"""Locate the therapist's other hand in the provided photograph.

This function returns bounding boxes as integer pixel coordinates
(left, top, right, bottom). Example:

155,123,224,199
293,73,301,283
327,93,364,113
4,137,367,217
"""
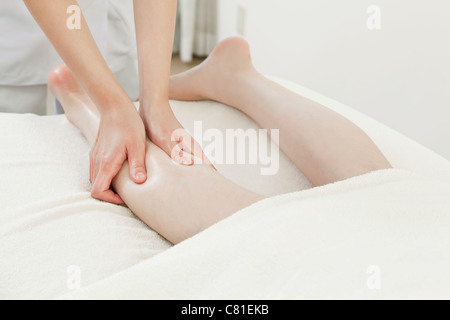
90,106,147,205
139,101,212,166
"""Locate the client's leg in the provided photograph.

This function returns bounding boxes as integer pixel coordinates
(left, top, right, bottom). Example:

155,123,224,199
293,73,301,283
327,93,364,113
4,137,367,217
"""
48,66,264,244
170,37,392,186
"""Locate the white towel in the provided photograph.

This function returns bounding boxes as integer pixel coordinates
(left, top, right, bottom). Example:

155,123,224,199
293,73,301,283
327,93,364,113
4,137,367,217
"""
1,78,450,299
62,168,450,300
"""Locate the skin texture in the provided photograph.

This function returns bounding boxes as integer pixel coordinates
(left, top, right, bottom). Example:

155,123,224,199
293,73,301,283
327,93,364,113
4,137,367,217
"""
23,0,204,205
48,37,391,244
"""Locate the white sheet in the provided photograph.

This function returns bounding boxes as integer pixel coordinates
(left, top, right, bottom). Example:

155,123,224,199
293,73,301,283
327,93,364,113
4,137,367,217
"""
1,78,449,299
62,168,450,300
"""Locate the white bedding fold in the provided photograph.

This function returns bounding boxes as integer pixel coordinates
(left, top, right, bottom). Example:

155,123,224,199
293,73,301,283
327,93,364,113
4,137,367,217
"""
1,78,450,299
61,168,450,299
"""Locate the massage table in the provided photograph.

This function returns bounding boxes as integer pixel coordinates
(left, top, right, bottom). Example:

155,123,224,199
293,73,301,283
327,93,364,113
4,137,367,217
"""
1,77,450,300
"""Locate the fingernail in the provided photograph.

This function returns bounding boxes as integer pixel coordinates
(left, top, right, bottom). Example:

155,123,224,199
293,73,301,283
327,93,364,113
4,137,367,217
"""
182,159,193,165
135,172,146,181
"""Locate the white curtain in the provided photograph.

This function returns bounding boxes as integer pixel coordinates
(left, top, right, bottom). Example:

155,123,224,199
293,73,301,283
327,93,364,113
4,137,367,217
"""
174,0,218,63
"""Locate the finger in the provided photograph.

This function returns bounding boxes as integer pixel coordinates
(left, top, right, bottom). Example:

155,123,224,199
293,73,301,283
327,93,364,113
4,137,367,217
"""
127,142,147,184
89,151,93,184
170,143,194,166
92,188,125,206
90,135,100,183
91,162,125,205
89,149,99,183
180,138,216,169
171,128,190,147
175,132,197,157
92,150,101,184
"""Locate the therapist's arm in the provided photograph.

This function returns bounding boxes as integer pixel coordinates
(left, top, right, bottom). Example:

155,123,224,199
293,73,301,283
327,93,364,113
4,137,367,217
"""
23,0,147,205
134,0,209,164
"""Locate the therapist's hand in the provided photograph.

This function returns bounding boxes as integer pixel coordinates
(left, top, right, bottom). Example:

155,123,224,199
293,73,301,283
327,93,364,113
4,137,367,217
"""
90,105,147,205
139,101,212,166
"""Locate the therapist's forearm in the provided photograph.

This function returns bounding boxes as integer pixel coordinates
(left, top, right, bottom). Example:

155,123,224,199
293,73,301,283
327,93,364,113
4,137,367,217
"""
23,0,131,115
133,0,177,108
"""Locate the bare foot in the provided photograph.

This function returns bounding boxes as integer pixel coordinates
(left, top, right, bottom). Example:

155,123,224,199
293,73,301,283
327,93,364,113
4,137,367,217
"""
169,37,257,104
48,65,100,145
48,65,99,123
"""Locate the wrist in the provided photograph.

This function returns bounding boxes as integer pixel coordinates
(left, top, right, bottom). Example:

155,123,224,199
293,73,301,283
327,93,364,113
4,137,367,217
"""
97,94,136,118
139,82,170,104
82,75,132,116
139,98,171,116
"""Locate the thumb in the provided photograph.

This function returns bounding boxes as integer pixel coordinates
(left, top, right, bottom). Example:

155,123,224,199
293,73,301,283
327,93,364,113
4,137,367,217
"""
128,143,147,184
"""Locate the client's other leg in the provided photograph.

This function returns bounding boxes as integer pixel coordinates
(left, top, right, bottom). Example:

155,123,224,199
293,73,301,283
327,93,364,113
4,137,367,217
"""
170,37,392,186
48,66,264,244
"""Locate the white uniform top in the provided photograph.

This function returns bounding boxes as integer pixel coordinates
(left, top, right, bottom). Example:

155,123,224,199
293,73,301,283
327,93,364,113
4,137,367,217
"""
0,0,135,86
